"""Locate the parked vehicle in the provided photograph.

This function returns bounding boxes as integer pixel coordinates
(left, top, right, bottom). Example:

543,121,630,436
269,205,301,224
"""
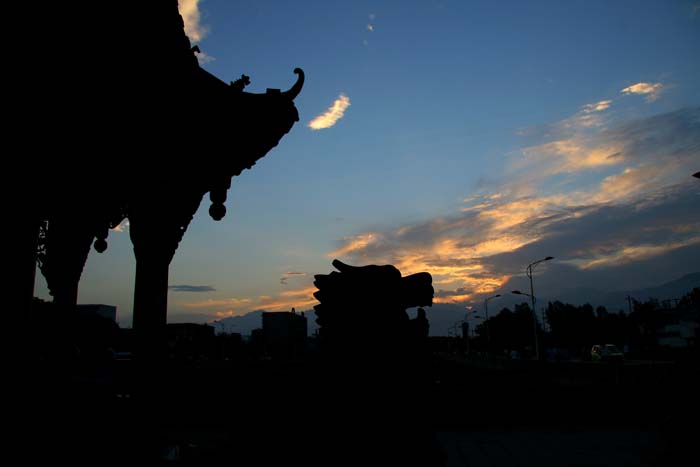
591,344,624,362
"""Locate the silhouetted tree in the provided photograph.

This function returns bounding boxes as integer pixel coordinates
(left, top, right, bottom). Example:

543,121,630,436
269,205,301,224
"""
678,287,700,311
476,304,538,355
545,301,596,356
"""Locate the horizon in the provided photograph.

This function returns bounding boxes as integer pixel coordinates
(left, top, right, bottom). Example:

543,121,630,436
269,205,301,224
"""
33,0,700,329
71,271,696,337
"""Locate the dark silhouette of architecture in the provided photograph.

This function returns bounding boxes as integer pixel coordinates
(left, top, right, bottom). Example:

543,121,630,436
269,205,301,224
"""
412,307,430,339
262,309,307,359
14,2,303,360
313,259,433,349
77,304,117,323
166,323,216,361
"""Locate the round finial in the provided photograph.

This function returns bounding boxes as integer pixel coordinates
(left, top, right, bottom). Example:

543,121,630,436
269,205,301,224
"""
209,203,226,221
94,238,108,253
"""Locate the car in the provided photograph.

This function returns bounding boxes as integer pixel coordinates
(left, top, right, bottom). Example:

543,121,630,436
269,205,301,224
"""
591,344,624,362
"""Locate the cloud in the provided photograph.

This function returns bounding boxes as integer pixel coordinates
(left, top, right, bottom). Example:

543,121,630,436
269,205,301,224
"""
257,285,318,310
184,298,252,308
308,94,351,130
582,100,612,113
621,82,664,102
169,284,216,292
178,0,209,43
329,233,378,257
434,287,474,304
513,107,699,183
194,50,215,65
280,271,306,285
514,137,624,177
179,284,318,318
111,219,129,233
577,238,700,270
516,98,613,145
329,107,700,306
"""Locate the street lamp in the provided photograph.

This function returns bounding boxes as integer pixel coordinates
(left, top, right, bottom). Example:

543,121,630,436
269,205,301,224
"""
512,289,538,360
450,320,464,337
483,294,501,352
527,256,553,359
511,256,552,360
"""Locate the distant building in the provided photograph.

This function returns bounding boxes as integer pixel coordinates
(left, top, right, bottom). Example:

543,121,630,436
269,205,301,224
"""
657,315,699,348
77,304,117,322
262,309,307,359
166,323,216,360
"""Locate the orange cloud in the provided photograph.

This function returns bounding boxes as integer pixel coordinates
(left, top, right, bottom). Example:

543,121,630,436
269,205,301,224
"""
517,138,623,176
178,0,208,43
582,100,612,113
110,219,129,233
329,233,378,257
259,286,318,311
621,82,663,102
184,298,253,309
181,283,319,316
578,238,700,269
308,94,351,130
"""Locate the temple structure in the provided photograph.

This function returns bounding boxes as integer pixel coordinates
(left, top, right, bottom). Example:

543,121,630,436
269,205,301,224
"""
313,259,434,352
13,2,303,359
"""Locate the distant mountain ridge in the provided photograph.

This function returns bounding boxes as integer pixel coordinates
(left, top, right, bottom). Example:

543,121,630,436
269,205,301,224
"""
554,272,700,312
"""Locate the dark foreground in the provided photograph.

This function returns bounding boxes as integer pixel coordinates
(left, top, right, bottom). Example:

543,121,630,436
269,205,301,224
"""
16,354,699,466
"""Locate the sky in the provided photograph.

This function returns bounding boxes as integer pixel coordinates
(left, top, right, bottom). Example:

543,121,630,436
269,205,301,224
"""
34,0,700,329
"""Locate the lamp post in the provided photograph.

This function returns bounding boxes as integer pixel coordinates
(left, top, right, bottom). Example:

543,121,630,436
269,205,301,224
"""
483,294,501,352
464,309,483,355
512,255,553,360
512,290,537,360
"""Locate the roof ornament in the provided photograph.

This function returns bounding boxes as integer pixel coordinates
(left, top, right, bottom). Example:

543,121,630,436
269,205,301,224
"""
230,74,251,92
281,68,305,100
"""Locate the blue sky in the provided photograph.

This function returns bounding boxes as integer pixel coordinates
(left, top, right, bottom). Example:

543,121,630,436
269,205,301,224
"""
34,0,700,327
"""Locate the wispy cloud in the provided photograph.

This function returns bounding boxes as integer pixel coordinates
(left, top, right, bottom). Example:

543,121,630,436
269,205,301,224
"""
184,297,253,309
621,82,664,102
329,106,700,305
577,238,700,270
258,286,318,310
180,285,318,317
194,50,215,65
178,0,209,43
515,137,623,177
280,271,306,285
434,288,473,304
329,233,377,257
111,219,129,233
582,100,612,113
308,94,351,130
169,285,217,293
